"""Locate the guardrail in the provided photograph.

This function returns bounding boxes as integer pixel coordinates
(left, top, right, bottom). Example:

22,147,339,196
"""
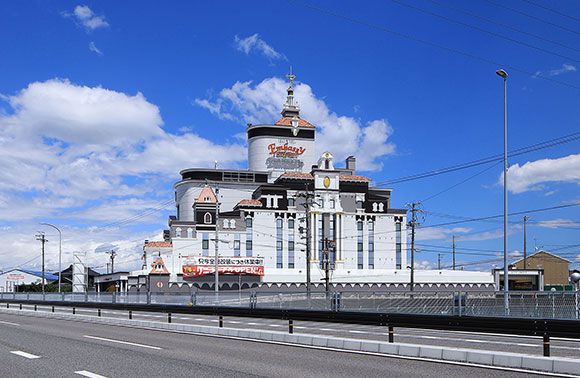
2,290,579,319
1,291,579,357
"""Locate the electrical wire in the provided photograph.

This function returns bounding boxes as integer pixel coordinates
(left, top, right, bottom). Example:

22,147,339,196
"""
389,0,579,62
290,0,580,90
426,0,580,52
375,132,579,186
519,0,580,23
485,0,580,36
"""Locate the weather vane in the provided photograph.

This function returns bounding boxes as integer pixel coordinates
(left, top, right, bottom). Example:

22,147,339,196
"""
286,66,296,88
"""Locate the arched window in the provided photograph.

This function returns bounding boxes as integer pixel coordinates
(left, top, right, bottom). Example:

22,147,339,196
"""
378,203,385,212
223,219,229,228
204,212,212,224
230,219,236,228
187,228,193,238
372,203,378,212
175,227,182,238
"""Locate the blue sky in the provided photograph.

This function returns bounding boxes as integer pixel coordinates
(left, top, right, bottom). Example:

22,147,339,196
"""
0,0,578,273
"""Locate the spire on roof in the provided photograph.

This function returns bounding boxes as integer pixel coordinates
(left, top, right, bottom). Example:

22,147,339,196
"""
281,67,300,118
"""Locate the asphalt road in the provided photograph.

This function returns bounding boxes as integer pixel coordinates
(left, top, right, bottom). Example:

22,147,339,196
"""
14,304,580,359
0,311,545,378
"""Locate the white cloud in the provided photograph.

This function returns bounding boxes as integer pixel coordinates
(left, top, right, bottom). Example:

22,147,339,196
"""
89,41,103,56
415,260,433,270
0,224,160,273
533,219,580,229
234,34,286,61
0,79,249,271
0,78,246,213
503,154,580,193
415,227,470,241
533,63,576,78
194,77,396,171
63,5,109,31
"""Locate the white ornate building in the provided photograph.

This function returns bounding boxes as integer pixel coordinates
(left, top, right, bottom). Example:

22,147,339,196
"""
135,73,493,289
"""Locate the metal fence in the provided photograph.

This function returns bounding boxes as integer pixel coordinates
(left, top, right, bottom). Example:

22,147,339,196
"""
1,290,579,320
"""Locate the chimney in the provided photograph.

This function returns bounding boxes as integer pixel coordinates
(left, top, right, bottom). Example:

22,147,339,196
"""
346,156,356,173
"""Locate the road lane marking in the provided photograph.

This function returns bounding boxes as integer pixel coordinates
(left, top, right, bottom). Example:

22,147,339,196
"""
75,370,108,378
0,320,20,326
10,351,41,359
83,335,162,350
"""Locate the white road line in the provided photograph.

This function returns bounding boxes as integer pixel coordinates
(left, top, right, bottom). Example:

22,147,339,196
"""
10,351,41,359
75,370,108,378
0,320,20,326
83,335,162,350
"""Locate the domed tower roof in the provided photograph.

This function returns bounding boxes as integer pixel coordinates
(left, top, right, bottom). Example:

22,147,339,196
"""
246,68,317,181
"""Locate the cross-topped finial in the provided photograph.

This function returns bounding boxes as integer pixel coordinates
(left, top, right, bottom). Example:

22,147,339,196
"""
286,66,296,88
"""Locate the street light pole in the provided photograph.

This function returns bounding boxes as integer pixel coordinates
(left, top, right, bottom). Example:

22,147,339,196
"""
40,223,62,293
496,68,509,315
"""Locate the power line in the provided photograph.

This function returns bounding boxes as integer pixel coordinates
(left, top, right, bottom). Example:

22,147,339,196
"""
426,0,580,52
485,0,580,37
417,203,580,231
389,0,579,62
375,132,579,186
519,0,580,24
420,161,501,203
290,0,580,90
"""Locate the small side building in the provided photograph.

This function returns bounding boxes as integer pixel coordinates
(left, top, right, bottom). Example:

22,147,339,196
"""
512,250,570,287
0,269,58,292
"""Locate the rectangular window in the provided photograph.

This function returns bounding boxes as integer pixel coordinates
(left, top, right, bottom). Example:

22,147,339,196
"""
288,219,294,229
330,199,335,209
234,237,241,257
288,198,295,207
395,222,402,269
357,221,364,269
202,233,209,257
356,200,364,209
276,217,283,269
246,217,253,257
368,221,374,269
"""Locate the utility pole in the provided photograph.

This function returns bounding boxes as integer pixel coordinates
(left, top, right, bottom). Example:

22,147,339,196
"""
107,250,117,273
438,253,442,270
452,235,456,271
322,238,335,295
408,202,420,292
299,184,315,296
214,186,220,298
323,238,329,294
35,233,47,294
523,216,529,270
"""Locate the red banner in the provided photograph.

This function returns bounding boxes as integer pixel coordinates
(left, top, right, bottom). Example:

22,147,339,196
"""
182,265,264,278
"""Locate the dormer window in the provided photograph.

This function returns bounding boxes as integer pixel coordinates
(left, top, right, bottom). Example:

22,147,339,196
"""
204,196,211,203
223,219,229,228
204,212,212,224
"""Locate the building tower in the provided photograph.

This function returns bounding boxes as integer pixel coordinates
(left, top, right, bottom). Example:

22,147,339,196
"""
247,68,316,182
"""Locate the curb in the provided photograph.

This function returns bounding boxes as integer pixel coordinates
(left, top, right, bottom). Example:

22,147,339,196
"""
2,308,579,376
